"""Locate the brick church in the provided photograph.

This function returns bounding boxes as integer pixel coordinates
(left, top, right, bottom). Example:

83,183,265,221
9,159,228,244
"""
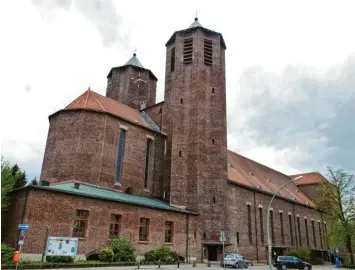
4,18,330,262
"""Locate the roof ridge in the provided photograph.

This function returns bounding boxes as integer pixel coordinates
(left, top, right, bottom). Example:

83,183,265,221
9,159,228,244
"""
89,90,107,111
65,90,89,109
84,90,90,108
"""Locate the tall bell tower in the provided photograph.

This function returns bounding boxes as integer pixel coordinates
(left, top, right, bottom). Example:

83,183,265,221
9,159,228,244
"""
163,17,228,247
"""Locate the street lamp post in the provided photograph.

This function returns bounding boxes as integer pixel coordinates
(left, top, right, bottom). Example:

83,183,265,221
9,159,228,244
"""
267,176,303,270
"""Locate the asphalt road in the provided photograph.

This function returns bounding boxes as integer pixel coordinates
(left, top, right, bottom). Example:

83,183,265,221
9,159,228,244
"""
34,263,349,270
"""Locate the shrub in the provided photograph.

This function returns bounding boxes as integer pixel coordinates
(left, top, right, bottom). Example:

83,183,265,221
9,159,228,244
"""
46,255,74,263
145,245,175,263
288,246,310,261
108,237,135,262
1,243,14,264
98,247,114,262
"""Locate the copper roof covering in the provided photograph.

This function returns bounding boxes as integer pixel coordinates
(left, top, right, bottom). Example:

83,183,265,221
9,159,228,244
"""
289,172,327,186
227,151,314,207
62,90,162,133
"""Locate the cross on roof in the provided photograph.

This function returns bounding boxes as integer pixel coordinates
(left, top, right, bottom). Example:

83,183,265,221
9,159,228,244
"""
195,10,199,19
133,47,138,56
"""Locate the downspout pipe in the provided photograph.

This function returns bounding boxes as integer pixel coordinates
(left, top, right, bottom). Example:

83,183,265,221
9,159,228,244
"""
253,191,259,262
186,214,189,263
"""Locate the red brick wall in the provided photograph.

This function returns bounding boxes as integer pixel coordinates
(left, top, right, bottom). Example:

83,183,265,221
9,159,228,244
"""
6,189,198,258
163,28,228,244
143,103,164,132
225,183,326,261
106,66,157,110
40,110,165,197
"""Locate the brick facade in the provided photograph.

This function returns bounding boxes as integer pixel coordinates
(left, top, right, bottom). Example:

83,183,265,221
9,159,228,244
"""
4,18,331,263
106,65,157,110
4,189,197,259
40,110,165,197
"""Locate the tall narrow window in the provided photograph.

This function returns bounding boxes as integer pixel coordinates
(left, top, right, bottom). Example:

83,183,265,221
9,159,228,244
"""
170,47,175,72
297,216,302,246
305,218,309,246
115,129,126,183
318,222,323,249
236,231,240,245
280,212,284,244
144,138,152,189
312,220,316,248
139,218,149,241
247,205,252,243
212,196,216,205
289,214,294,245
324,223,328,248
109,214,121,238
270,210,275,244
203,232,206,240
259,208,264,243
165,221,174,243
204,38,212,65
73,210,88,238
183,38,193,64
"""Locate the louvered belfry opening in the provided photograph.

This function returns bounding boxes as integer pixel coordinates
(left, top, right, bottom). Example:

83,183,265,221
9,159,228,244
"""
204,38,212,65
183,38,193,64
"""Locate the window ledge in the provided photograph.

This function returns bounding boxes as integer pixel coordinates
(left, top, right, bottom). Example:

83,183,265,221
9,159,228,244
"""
138,241,151,244
164,242,173,245
143,189,150,193
114,182,122,187
77,237,86,240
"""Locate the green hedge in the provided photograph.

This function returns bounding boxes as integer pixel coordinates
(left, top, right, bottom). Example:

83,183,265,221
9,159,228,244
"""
1,243,14,264
1,260,177,269
46,256,74,263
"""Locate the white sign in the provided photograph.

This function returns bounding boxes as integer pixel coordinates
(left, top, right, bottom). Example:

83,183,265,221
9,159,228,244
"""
18,240,24,246
46,237,78,257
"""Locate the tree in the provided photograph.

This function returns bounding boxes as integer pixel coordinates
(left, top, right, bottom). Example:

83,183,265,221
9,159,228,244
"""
315,167,355,264
1,157,28,226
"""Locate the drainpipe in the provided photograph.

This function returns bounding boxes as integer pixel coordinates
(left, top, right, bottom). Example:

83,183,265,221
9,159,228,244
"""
253,191,259,261
292,204,298,247
186,214,189,263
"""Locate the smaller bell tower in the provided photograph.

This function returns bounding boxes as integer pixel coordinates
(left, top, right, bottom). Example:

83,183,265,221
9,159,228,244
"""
106,53,158,110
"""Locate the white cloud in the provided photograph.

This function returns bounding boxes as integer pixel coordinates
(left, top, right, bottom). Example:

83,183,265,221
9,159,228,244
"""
1,0,355,180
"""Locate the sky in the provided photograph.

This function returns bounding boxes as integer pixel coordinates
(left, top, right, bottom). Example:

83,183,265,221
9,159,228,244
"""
1,0,354,182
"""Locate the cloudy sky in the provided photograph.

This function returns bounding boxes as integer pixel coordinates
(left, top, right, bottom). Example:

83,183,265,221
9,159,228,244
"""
1,0,354,181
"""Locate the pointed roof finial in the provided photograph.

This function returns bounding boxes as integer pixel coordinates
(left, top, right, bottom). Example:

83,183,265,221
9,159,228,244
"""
124,48,144,68
188,11,202,29
88,85,91,91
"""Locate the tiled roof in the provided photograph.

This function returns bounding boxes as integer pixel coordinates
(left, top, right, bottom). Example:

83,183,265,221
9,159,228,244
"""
289,172,327,186
61,90,162,133
227,151,314,207
38,182,197,215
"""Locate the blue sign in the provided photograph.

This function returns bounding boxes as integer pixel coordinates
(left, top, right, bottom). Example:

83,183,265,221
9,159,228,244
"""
18,224,30,230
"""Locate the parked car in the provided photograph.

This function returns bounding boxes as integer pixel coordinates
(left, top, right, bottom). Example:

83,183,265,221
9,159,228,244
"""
220,254,248,268
273,256,312,270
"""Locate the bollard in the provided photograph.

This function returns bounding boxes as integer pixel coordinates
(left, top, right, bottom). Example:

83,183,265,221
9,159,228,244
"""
193,260,196,267
138,261,140,269
207,261,211,267
13,251,20,263
177,260,180,268
158,259,161,268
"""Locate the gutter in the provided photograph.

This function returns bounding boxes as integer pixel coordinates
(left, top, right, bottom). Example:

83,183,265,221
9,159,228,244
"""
12,185,199,216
